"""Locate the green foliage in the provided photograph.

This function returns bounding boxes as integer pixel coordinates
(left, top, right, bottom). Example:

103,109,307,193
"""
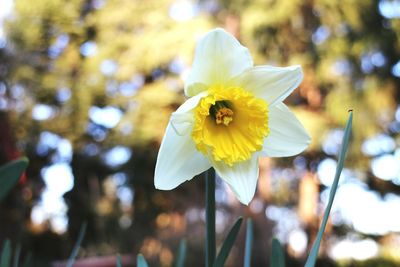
0,241,31,267
270,238,285,267
116,254,122,267
4,0,211,149
12,245,20,267
66,222,87,267
20,252,32,267
244,218,253,267
213,217,243,267
137,254,149,267
175,239,187,267
0,240,11,267
0,158,29,201
221,0,397,167
305,111,353,267
206,170,216,267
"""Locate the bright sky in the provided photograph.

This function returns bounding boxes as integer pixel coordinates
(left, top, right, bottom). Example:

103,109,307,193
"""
0,0,13,48
0,0,13,24
169,0,197,22
0,0,13,15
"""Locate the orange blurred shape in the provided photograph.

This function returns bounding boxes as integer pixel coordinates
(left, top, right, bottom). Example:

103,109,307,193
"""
156,212,186,232
298,172,318,224
141,237,162,258
258,157,271,201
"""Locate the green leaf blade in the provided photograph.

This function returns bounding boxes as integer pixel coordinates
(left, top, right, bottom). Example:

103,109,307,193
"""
0,240,11,267
270,238,285,267
304,111,353,267
12,244,21,267
175,239,187,267
116,254,122,267
66,222,87,267
213,217,243,267
21,252,32,267
0,157,29,201
205,169,216,267
137,254,149,267
244,218,253,267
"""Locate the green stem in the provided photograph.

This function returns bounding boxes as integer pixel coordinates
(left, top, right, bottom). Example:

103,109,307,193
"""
244,218,253,267
205,168,216,267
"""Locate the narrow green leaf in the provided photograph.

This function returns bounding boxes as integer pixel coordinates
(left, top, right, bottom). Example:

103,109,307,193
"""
304,111,353,267
244,218,253,267
213,217,243,267
270,238,285,267
116,254,122,267
66,222,87,267
0,157,29,201
0,240,11,267
137,254,149,267
175,239,187,267
21,252,32,267
205,169,216,267
12,244,21,267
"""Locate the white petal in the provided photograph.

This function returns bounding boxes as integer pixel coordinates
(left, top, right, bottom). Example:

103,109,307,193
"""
212,155,259,205
171,91,207,135
170,113,194,136
185,28,253,97
175,91,208,114
155,123,211,190
262,103,311,157
231,65,303,106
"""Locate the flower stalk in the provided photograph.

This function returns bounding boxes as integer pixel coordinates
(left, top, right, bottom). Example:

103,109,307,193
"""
205,168,216,267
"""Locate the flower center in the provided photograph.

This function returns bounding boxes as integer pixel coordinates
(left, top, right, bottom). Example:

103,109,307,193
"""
209,101,234,126
192,86,269,166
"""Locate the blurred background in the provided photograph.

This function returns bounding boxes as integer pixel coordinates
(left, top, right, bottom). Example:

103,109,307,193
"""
0,0,400,266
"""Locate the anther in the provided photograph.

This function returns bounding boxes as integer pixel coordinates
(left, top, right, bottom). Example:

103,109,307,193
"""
209,100,234,126
216,108,233,125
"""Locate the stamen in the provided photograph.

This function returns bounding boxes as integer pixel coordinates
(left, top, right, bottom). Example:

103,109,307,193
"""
209,100,234,126
216,108,233,125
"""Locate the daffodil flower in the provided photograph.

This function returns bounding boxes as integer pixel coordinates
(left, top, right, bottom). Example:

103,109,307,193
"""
155,28,310,205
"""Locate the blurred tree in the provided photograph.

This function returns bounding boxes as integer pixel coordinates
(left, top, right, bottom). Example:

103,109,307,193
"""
2,0,213,265
0,0,400,266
